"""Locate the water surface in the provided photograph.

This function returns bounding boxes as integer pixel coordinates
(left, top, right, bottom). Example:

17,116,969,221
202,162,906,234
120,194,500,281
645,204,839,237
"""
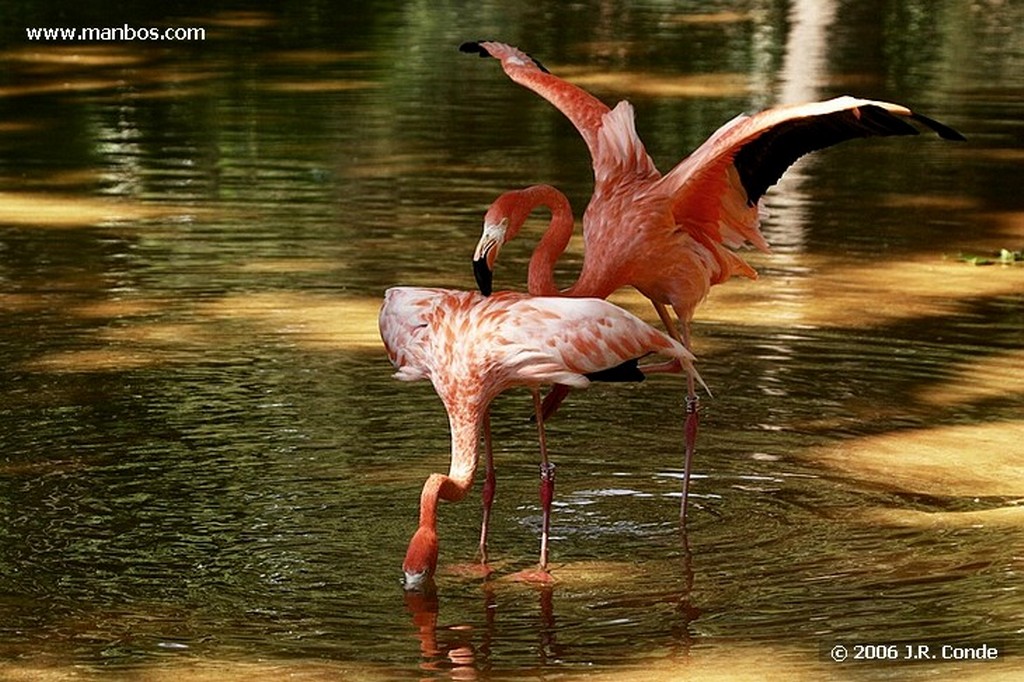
1,1,1022,680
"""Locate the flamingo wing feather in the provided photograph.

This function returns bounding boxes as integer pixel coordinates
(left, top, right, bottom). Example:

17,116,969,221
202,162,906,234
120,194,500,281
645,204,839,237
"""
380,286,474,382
490,294,695,383
659,96,965,262
731,102,963,206
593,101,659,182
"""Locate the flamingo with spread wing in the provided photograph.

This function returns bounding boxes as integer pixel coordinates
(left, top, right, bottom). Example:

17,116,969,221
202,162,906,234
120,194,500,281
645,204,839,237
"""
462,40,964,521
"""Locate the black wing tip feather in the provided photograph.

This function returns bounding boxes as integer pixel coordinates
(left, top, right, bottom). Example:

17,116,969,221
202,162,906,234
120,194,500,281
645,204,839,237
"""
458,40,550,74
459,41,488,56
585,359,647,383
861,104,966,141
733,104,965,206
909,112,966,141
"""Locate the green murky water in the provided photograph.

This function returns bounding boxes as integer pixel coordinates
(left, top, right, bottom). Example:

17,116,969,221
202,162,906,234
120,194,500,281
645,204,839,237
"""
1,1,1022,679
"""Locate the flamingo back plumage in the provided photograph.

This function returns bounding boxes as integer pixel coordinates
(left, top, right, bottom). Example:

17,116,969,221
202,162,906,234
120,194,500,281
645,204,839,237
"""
491,293,695,385
379,287,698,396
379,286,454,382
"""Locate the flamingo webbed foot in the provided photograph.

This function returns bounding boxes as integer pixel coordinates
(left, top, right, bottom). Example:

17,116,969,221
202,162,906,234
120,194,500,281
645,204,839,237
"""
508,567,555,584
444,561,497,580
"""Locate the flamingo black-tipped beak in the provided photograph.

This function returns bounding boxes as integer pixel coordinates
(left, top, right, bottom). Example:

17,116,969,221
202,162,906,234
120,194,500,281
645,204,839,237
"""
473,256,494,296
471,219,506,296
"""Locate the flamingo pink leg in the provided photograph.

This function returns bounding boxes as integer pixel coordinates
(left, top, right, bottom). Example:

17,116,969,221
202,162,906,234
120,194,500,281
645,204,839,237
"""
654,300,700,523
677,317,699,523
532,389,555,571
538,383,571,422
478,409,496,563
681,384,699,522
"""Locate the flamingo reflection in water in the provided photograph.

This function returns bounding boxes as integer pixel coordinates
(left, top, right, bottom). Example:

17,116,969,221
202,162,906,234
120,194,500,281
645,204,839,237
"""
404,581,555,675
461,41,965,525
403,561,700,676
379,286,700,589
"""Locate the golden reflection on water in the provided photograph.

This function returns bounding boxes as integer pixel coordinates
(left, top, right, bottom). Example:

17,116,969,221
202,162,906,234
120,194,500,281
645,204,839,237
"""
0,46,219,100
13,291,383,373
666,11,758,25
0,120,40,134
2,168,106,189
0,46,147,68
200,292,383,350
258,80,382,94
0,191,197,228
199,9,279,30
554,67,754,98
1,4,1022,680
812,421,1024,497
917,350,1024,408
0,77,130,98
879,193,983,212
864,505,1024,530
0,659,399,682
68,298,167,320
984,210,1024,246
670,255,1024,330
15,315,213,373
268,49,375,65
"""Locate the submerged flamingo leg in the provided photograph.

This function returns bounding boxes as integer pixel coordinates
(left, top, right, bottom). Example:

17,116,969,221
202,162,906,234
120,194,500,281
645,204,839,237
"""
658,301,699,523
679,320,699,524
478,409,496,564
681,380,699,523
533,389,555,571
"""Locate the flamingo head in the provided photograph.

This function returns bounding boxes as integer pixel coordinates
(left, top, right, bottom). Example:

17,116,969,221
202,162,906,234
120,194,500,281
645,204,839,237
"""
472,215,508,296
402,525,439,591
473,185,563,296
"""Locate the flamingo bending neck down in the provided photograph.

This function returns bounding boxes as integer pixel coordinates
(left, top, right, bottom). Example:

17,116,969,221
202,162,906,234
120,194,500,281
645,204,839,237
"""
463,40,965,521
379,286,699,590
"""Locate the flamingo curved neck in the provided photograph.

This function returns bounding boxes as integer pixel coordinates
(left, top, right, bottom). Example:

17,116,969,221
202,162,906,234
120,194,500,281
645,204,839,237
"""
416,401,482,527
404,400,484,583
516,186,575,296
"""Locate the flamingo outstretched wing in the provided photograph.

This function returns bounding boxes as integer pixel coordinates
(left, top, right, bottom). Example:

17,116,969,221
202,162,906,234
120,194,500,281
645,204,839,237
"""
460,41,611,164
659,96,965,256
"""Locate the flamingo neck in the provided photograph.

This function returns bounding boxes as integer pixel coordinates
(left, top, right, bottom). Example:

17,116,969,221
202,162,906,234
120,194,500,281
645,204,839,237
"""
404,394,486,584
417,400,483,527
403,399,483,577
512,185,574,296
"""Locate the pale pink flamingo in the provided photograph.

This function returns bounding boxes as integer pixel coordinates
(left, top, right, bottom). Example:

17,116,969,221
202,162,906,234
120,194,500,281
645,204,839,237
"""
379,286,699,589
461,40,964,521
